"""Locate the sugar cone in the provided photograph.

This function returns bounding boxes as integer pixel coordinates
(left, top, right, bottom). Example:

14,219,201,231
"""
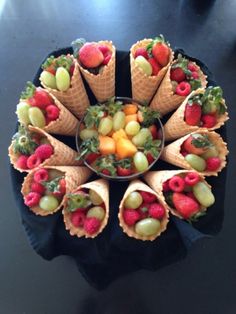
130,39,174,104
164,88,229,141
150,60,207,116
21,166,91,216
40,57,90,119
77,41,116,102
144,170,211,218
63,179,109,239
118,179,169,241
161,130,229,176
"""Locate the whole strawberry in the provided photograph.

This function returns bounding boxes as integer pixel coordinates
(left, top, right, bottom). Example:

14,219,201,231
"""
170,67,186,82
172,192,200,219
147,35,170,67
185,103,202,126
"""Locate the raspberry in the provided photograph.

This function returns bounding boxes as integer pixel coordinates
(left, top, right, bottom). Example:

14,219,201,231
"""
206,157,221,171
33,168,49,183
201,114,217,128
184,172,200,186
188,62,198,72
16,155,29,169
180,149,188,157
27,154,42,169
169,176,185,192
170,67,186,82
176,81,191,96
45,105,60,121
84,217,101,235
139,191,156,203
31,182,45,194
123,209,141,226
134,47,149,60
71,210,86,228
35,144,54,161
149,203,165,220
138,203,150,219
102,53,112,65
162,180,170,192
191,71,199,79
24,192,41,207
97,45,110,55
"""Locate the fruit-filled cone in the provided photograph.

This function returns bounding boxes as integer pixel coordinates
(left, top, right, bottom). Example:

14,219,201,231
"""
161,131,228,176
150,55,207,115
130,36,174,103
72,39,116,102
164,87,229,141
144,170,215,220
63,179,109,238
118,179,169,241
17,82,79,136
39,54,90,119
21,166,91,216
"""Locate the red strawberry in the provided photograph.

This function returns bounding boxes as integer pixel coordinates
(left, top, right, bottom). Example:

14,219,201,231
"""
185,103,202,126
35,144,54,161
184,172,200,186
45,105,60,121
85,153,100,164
123,209,141,226
69,64,75,76
170,67,186,82
84,217,101,235
98,45,110,55
188,62,198,72
146,152,155,164
101,169,111,176
206,157,221,171
175,81,191,96
24,192,41,207
117,166,132,176
152,41,170,67
71,210,86,228
53,178,66,197
45,65,56,75
27,154,42,169
148,124,158,139
183,135,210,155
34,89,53,109
102,53,112,65
31,182,45,194
148,57,161,76
191,71,199,79
33,168,49,183
149,203,165,219
172,192,200,219
201,114,217,128
134,48,149,60
16,155,29,169
139,191,156,203
169,176,185,192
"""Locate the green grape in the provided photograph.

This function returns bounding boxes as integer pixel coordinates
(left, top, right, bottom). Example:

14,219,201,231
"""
125,121,140,136
135,218,161,236
98,117,113,135
80,129,98,140
193,182,215,207
87,206,105,220
39,195,59,211
133,152,149,172
185,154,206,172
89,189,103,205
28,107,46,128
40,70,57,89
16,102,31,125
113,111,125,131
132,128,151,147
55,67,70,91
124,191,143,209
201,146,219,159
134,56,152,76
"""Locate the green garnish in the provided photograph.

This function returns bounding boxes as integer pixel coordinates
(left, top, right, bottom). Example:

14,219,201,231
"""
115,158,132,169
201,86,226,115
66,193,91,212
139,106,160,127
143,138,162,159
95,154,117,176
21,81,36,100
77,137,99,161
12,125,38,155
106,97,123,117
191,134,211,149
42,176,63,194
84,105,105,128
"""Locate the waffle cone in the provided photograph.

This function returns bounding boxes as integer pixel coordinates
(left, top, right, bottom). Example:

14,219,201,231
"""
63,179,109,239
144,170,211,218
161,130,228,176
21,166,91,216
118,179,169,241
130,39,174,103
150,61,207,115
164,88,229,141
40,57,89,119
77,41,116,102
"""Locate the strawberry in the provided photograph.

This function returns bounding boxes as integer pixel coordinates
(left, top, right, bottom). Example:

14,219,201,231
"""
123,209,141,226
170,67,186,82
101,169,111,176
134,48,149,60
117,166,132,176
172,192,200,219
52,178,66,197
146,152,155,164
150,35,170,67
116,158,132,176
102,53,112,65
183,134,211,155
69,64,75,76
191,71,199,79
34,89,53,108
206,157,221,171
175,81,191,96
45,105,60,121
201,114,217,128
139,191,156,203
85,152,100,164
148,57,161,76
71,210,86,228
188,62,198,72
148,124,158,139
98,45,110,56
143,138,161,165
184,103,202,126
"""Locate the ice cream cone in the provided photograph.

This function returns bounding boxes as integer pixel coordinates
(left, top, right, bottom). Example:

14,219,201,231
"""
161,130,228,176
118,179,169,241
63,179,109,239
21,166,91,216
40,57,90,119
130,38,174,104
77,41,116,102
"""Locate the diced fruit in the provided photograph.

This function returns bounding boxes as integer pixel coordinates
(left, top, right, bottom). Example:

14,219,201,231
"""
33,168,49,183
27,154,42,169
71,210,86,227
80,129,98,140
89,189,103,205
201,114,217,128
132,128,151,147
125,114,138,124
172,192,200,219
98,117,113,135
84,217,101,235
185,103,202,126
134,48,149,60
113,111,125,131
170,67,186,82
16,102,31,125
39,195,59,211
134,56,152,76
87,206,105,220
123,209,141,226
28,107,46,128
55,67,70,91
98,136,116,155
139,191,156,203
135,218,161,236
24,192,41,207
206,157,221,171
169,176,185,192
125,121,140,136
112,129,128,142
184,172,200,186
133,152,149,172
149,203,165,219
116,138,137,159
176,81,191,96
123,104,138,115
16,155,29,169
185,154,206,172
193,182,215,207
79,43,104,68
201,146,219,159
183,134,210,155
148,57,161,76
40,70,57,89
124,191,143,209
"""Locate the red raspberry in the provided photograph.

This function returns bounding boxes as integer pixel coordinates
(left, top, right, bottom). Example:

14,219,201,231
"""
206,157,221,171
71,210,86,228
34,88,53,109
24,192,41,207
134,47,149,60
149,203,165,220
191,71,199,79
184,172,200,186
102,53,112,65
123,209,141,226
170,67,186,82
27,154,42,169
162,180,170,192
139,191,156,203
98,45,110,55
45,105,60,121
169,176,185,192
16,155,29,169
138,203,150,219
33,168,49,183
31,182,45,194
84,217,101,235
201,114,217,128
176,81,191,96
35,144,54,161
188,62,198,72
180,149,188,157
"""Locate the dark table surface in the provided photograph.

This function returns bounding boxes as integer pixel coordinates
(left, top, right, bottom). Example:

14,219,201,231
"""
1,0,236,313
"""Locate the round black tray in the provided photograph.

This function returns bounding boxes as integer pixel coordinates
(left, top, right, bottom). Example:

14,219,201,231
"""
10,47,227,290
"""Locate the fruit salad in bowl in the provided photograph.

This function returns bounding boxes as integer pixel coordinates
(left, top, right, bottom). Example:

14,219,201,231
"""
76,97,164,180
